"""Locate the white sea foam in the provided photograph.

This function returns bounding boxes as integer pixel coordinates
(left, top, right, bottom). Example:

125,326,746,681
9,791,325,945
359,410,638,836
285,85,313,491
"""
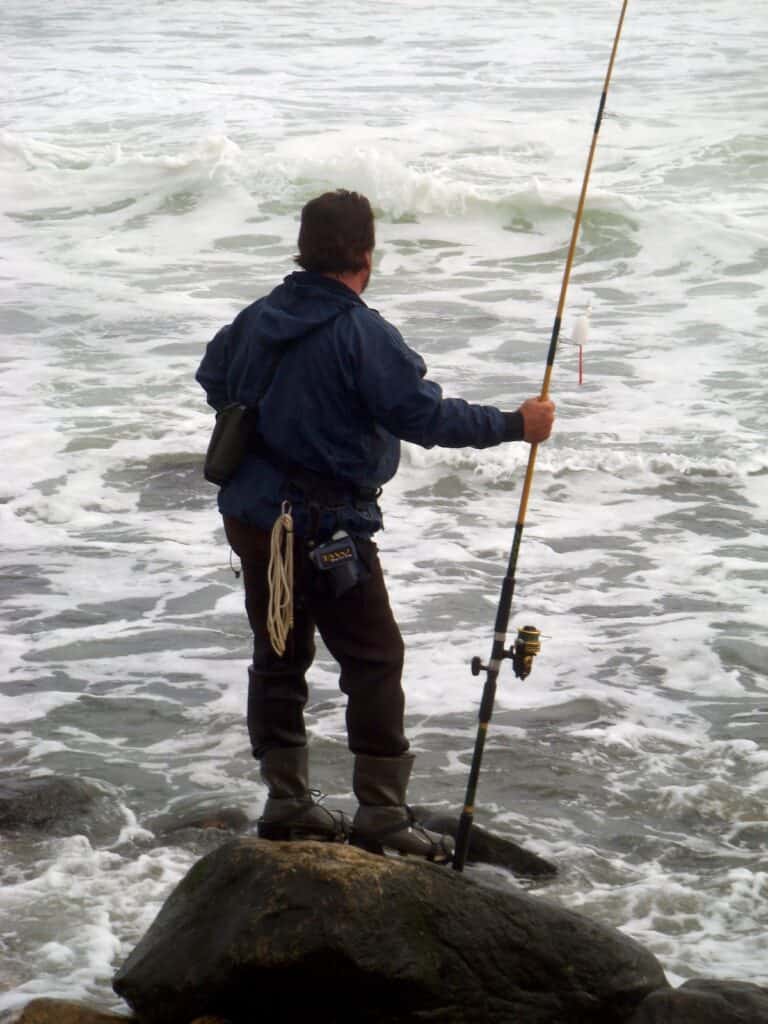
0,836,195,1013
1,0,766,1007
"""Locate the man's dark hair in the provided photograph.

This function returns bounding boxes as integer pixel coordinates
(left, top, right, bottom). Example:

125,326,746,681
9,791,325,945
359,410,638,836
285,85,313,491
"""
295,189,375,274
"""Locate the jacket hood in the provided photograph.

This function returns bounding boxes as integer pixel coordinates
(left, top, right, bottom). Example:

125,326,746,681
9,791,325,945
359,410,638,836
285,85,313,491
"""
249,271,365,348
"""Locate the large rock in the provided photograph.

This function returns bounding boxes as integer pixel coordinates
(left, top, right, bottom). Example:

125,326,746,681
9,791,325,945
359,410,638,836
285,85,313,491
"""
113,838,667,1024
627,978,768,1023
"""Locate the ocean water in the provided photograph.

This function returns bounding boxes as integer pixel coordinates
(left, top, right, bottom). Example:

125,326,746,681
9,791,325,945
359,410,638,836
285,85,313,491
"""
1,0,767,1013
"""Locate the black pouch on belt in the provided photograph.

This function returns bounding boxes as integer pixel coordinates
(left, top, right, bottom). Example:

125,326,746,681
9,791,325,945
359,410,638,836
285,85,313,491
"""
204,403,249,485
309,531,368,597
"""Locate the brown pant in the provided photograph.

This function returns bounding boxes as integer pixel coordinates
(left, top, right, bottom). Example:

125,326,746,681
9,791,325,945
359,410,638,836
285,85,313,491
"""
224,516,409,759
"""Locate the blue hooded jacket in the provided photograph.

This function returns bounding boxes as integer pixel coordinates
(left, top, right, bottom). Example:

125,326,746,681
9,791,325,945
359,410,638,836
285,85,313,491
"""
196,271,515,538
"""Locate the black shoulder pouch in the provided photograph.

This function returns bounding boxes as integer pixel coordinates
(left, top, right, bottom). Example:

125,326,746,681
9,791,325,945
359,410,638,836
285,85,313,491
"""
204,403,250,485
203,312,346,487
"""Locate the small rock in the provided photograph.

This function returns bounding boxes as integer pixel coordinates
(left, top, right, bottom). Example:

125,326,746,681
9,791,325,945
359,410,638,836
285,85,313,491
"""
627,978,768,1023
412,806,557,877
0,777,97,832
153,808,250,836
0,998,135,1024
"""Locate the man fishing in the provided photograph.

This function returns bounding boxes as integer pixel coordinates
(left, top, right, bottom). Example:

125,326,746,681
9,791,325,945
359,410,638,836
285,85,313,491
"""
196,189,555,862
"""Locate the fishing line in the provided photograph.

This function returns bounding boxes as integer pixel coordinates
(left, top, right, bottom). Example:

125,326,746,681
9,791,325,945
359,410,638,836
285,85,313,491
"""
452,0,630,873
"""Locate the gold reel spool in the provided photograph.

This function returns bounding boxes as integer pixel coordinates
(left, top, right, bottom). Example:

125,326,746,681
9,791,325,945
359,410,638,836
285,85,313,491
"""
512,625,542,680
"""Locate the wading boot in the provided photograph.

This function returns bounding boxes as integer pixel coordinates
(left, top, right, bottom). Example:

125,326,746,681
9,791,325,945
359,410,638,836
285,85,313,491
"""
257,746,348,842
349,753,454,863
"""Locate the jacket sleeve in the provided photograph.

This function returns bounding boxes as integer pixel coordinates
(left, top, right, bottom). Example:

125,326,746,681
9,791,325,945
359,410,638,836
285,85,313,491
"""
353,313,509,449
195,324,233,412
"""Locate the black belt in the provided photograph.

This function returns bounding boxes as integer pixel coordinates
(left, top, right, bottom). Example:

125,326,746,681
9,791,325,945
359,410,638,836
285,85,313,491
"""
251,437,380,507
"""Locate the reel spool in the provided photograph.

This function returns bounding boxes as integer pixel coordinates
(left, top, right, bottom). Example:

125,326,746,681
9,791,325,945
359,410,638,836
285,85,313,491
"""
511,624,542,680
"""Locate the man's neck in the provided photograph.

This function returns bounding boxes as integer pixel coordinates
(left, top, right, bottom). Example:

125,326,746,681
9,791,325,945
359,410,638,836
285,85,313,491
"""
323,268,367,296
322,251,372,295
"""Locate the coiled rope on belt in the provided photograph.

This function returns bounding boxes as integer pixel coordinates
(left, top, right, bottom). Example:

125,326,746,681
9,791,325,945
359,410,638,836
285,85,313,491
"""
267,501,294,656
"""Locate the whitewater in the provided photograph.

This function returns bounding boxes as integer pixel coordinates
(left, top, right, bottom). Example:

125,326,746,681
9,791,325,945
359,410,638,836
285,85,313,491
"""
1,0,766,1012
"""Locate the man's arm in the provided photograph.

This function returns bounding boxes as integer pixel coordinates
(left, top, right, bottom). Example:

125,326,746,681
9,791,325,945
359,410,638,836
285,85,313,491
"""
354,314,554,449
195,324,233,412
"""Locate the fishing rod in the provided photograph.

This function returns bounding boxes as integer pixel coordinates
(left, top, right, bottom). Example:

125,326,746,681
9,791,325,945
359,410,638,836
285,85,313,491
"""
452,0,630,873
